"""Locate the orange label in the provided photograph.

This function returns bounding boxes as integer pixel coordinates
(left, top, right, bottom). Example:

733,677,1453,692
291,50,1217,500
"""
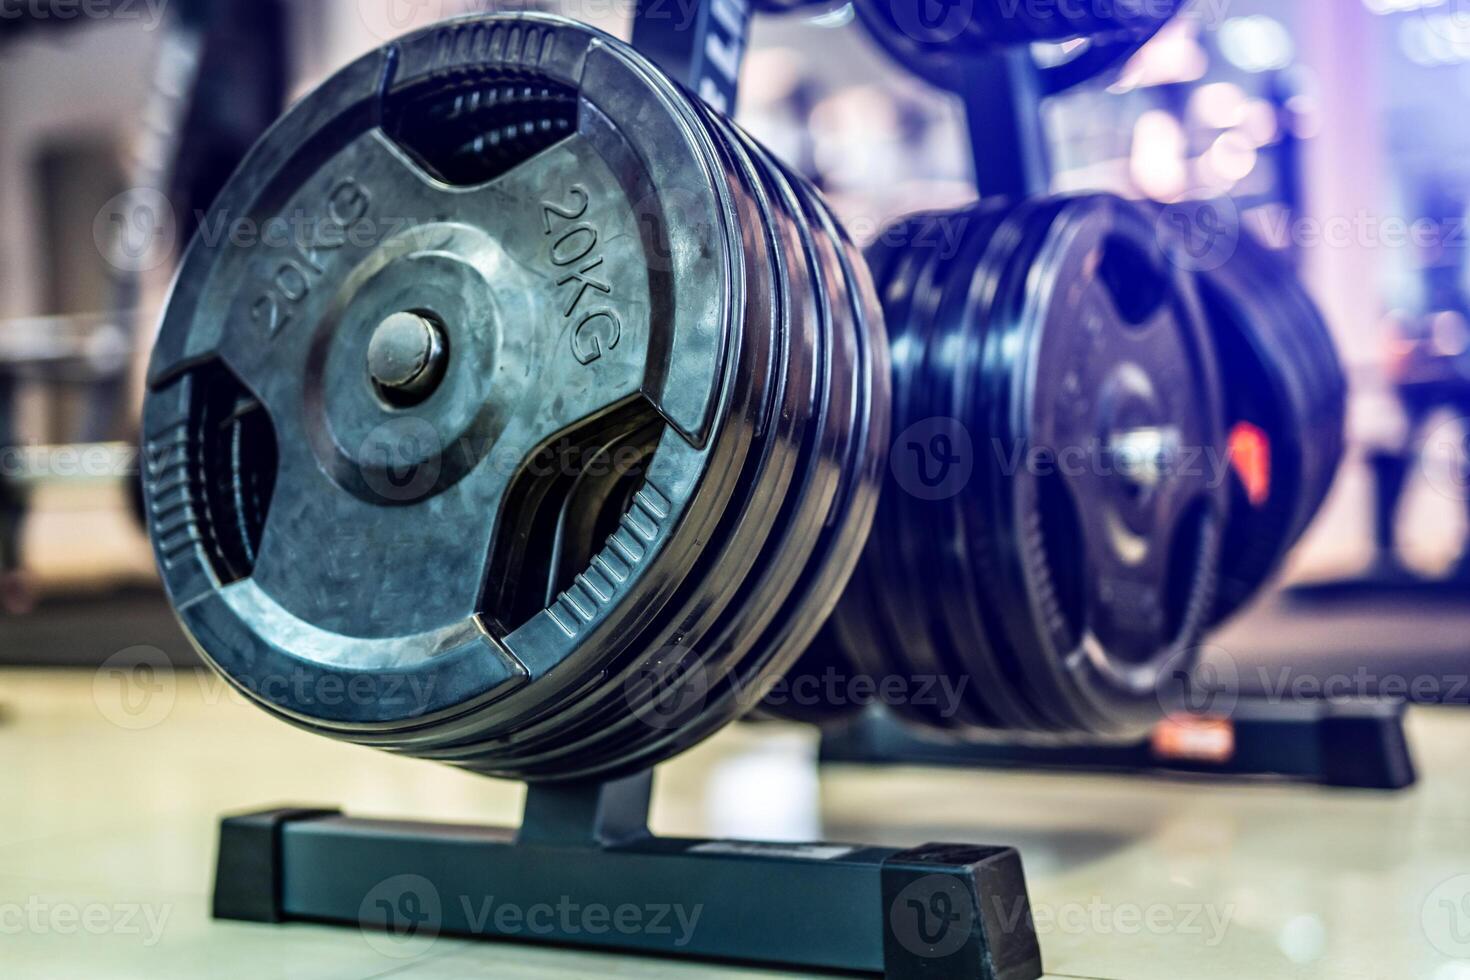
1229,421,1271,507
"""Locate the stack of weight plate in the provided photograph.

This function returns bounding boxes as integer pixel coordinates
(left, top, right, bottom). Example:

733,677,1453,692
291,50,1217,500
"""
771,194,1231,741
141,14,887,782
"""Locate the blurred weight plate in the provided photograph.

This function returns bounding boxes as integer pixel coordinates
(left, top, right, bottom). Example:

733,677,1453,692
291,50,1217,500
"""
1186,223,1346,624
785,194,1227,741
854,0,1187,95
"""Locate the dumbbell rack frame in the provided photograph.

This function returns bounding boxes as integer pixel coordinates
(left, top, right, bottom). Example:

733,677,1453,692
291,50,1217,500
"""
215,773,1041,979
208,3,1050,978
821,698,1417,791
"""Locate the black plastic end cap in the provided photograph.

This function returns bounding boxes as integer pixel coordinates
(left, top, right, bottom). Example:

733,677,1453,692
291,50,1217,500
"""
213,807,341,923
881,843,1043,980
1321,701,1417,790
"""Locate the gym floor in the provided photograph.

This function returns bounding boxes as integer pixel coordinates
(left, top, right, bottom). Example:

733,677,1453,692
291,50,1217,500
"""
1,668,1463,979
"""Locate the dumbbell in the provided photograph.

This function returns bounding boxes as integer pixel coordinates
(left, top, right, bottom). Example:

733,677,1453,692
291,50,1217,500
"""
768,194,1230,740
140,13,888,782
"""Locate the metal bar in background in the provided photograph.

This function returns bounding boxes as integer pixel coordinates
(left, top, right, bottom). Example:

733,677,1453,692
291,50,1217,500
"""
963,48,1053,202
630,0,751,116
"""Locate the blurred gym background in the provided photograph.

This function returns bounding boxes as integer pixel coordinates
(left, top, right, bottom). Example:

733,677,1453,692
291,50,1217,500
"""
2,0,1469,689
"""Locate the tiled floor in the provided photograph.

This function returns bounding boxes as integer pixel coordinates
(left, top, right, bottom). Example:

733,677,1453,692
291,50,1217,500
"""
2,667,1466,979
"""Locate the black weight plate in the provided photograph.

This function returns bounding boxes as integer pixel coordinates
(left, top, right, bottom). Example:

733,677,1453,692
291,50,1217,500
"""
491,111,883,774
929,200,1075,735
141,13,886,781
856,0,1185,95
757,214,921,727
911,202,1053,734
869,211,1008,732
844,216,974,727
747,151,890,726
1189,224,1345,624
823,193,1227,743
984,196,1225,737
